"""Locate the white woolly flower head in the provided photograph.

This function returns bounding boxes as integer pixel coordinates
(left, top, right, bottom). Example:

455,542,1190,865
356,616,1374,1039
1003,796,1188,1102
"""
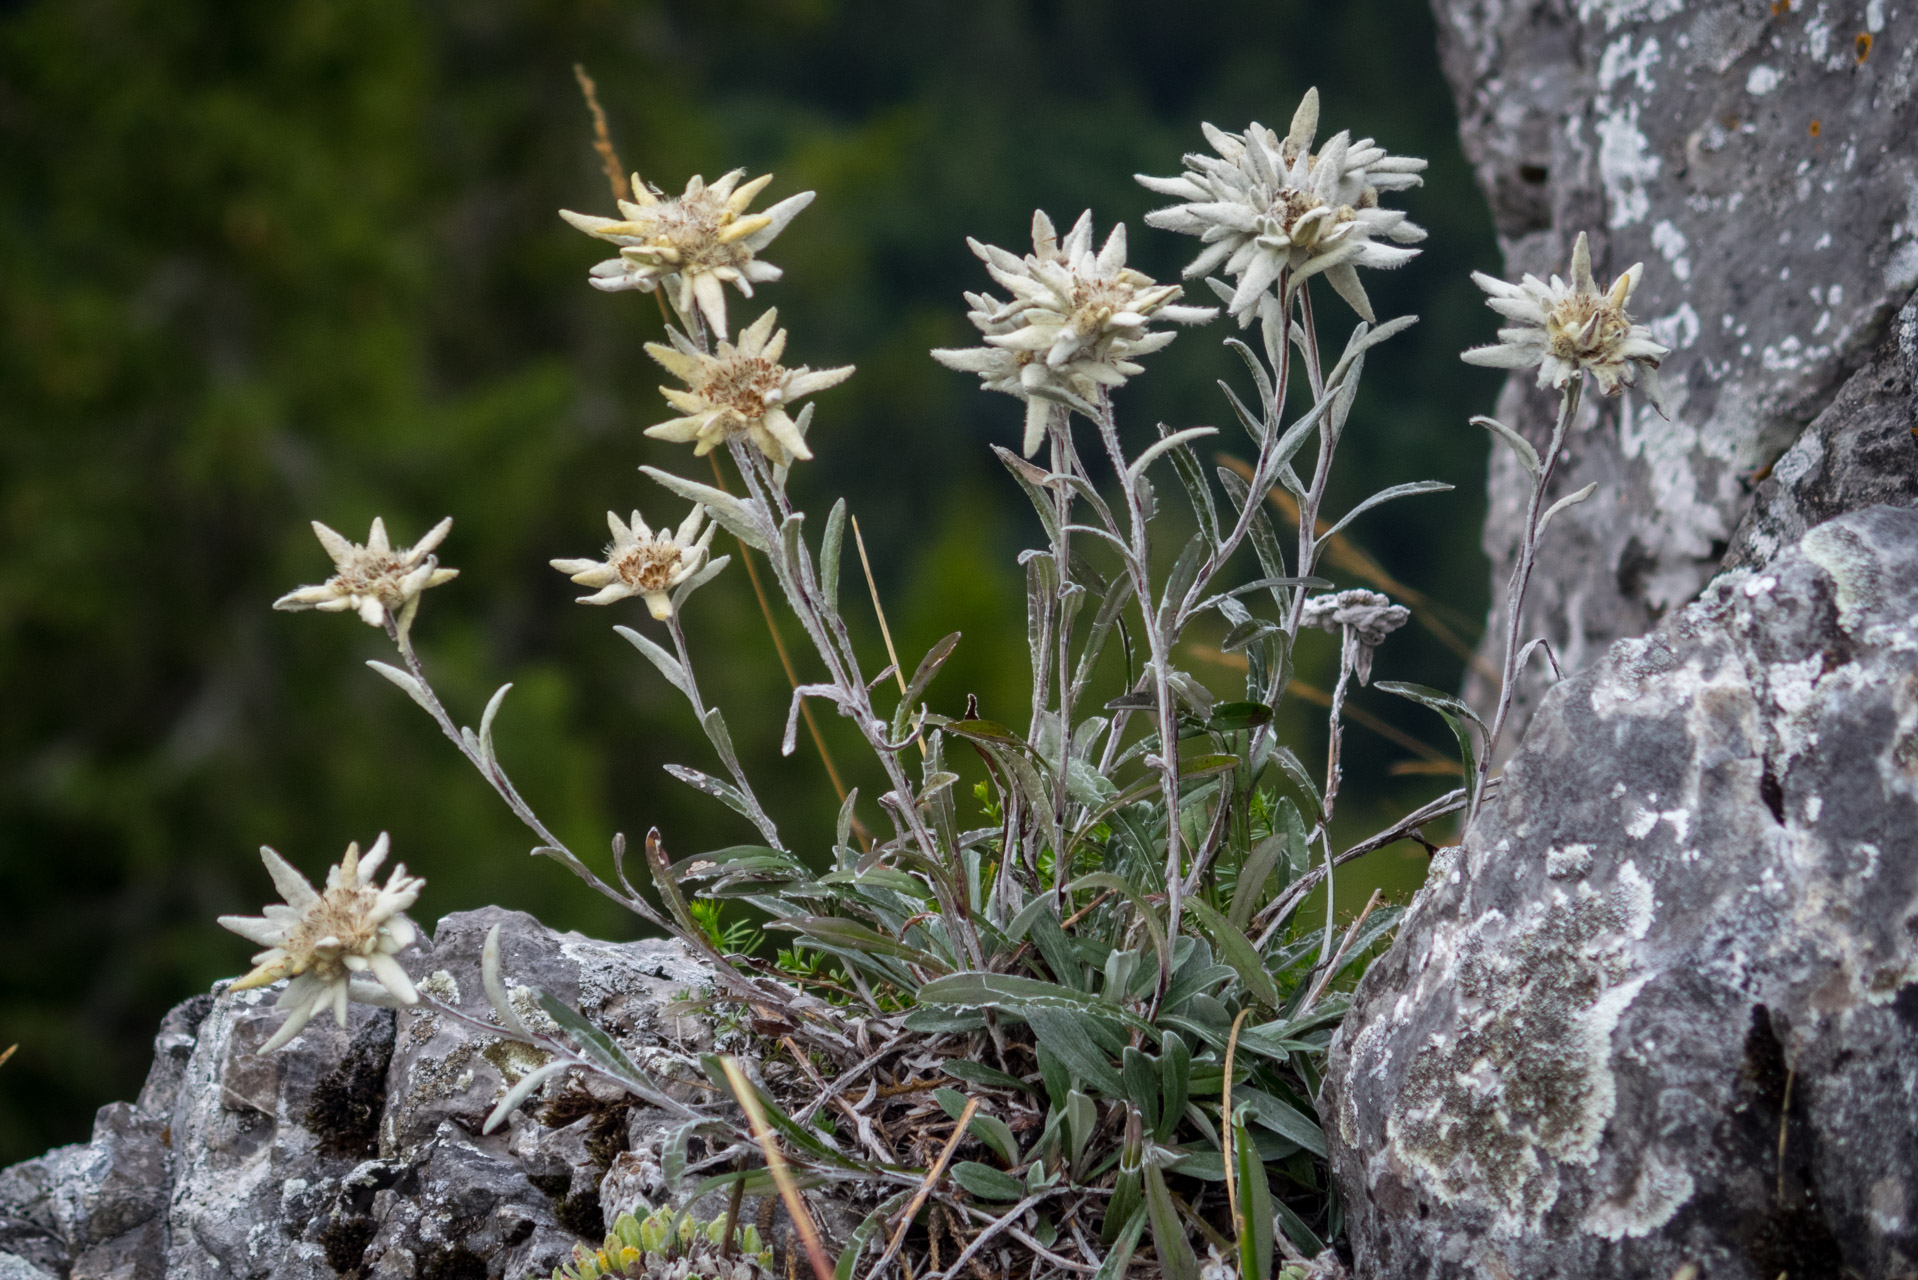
218,835,425,1053
1461,231,1671,415
560,169,813,341
643,308,853,467
272,516,458,629
931,209,1216,456
1137,87,1427,326
550,505,718,620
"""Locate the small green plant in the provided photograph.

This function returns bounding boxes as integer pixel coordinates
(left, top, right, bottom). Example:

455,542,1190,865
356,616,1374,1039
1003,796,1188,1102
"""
553,1205,773,1280
220,76,1673,1280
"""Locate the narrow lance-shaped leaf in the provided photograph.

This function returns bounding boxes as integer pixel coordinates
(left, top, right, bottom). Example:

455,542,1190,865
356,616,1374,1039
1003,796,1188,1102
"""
819,497,848,620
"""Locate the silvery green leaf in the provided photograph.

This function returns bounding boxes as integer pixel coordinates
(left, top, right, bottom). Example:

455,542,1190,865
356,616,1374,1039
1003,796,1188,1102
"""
614,625,696,704
639,466,771,552
782,682,846,757
365,661,436,716
1316,480,1454,548
482,922,534,1041
834,787,859,850
476,682,512,769
663,764,758,822
1537,481,1600,536
482,1060,568,1134
819,498,847,620
1473,413,1541,478
1125,425,1218,483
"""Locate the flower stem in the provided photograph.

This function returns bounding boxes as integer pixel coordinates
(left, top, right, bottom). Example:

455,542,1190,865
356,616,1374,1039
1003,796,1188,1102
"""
1472,376,1583,821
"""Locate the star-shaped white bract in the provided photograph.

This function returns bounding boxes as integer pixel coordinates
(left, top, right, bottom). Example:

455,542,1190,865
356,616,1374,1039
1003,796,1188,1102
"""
932,209,1216,456
1461,231,1671,414
642,308,852,467
550,505,718,620
561,169,813,341
1137,88,1427,325
272,517,458,628
219,835,425,1053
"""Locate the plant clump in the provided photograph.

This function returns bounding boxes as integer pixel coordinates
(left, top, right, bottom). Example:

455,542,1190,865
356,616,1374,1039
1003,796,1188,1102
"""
551,1206,772,1280
215,76,1684,1280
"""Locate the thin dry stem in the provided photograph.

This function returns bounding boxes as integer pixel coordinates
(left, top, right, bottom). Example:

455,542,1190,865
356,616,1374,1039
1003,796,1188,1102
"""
572,64,632,203
720,1056,835,1280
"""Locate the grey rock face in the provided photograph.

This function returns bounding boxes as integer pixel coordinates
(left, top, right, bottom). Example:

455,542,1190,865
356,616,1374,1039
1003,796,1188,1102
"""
1726,295,1918,569
1322,506,1918,1278
1436,0,1918,741
0,909,713,1280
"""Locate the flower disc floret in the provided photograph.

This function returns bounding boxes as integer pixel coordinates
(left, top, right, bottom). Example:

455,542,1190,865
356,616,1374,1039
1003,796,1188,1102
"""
643,308,853,466
1461,231,1671,414
560,169,813,341
1136,87,1427,325
550,505,718,619
932,209,1216,456
272,516,458,628
218,835,425,1053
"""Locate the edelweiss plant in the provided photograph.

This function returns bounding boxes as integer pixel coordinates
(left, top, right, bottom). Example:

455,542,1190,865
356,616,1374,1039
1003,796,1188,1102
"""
221,81,1682,1280
1137,88,1427,325
932,210,1215,456
552,506,717,618
272,516,457,630
562,169,813,340
218,835,424,1052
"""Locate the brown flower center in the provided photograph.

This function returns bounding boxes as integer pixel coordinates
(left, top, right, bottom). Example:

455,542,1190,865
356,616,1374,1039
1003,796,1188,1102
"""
1545,295,1631,363
331,548,412,605
615,539,686,592
285,884,385,977
697,356,787,426
635,191,754,271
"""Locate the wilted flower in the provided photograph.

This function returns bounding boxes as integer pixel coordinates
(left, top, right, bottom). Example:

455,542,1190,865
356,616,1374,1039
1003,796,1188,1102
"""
643,307,852,466
1137,87,1427,325
272,517,458,628
1461,231,1670,414
1301,588,1410,685
219,835,425,1053
932,209,1216,456
560,170,812,340
550,506,718,619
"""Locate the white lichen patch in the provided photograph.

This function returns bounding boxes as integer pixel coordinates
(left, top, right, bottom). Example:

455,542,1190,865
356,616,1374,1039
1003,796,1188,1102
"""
1386,867,1657,1232
1584,1147,1697,1239
1803,521,1886,633
417,969,461,1004
1596,102,1660,228
1548,844,1595,879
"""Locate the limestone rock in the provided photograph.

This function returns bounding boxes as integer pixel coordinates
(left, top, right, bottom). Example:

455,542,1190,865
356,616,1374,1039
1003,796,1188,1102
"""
1322,505,1918,1278
0,910,713,1280
1726,295,1918,569
1435,0,1918,742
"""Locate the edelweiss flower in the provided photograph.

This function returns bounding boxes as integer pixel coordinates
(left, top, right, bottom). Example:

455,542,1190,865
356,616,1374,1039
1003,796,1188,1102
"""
272,517,458,628
550,506,718,619
560,170,812,340
1301,588,1410,685
932,209,1216,456
219,835,425,1053
1137,88,1427,325
1461,231,1670,414
643,308,852,466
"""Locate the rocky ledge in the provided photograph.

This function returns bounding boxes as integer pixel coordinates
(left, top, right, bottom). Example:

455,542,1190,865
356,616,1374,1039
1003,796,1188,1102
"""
0,909,715,1280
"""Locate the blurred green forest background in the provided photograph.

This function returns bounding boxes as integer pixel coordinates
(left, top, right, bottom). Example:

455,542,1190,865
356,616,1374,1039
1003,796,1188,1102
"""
0,0,1502,1163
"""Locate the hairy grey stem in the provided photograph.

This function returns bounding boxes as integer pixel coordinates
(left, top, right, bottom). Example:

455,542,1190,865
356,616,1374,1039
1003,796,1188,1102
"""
1472,376,1583,821
666,612,784,849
